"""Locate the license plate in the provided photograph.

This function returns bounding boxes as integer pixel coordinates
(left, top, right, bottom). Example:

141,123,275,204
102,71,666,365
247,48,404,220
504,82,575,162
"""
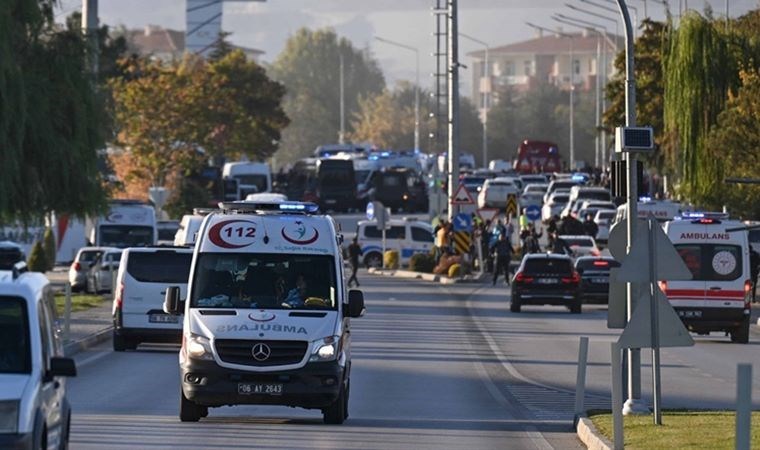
592,277,608,284
677,310,702,318
537,278,558,284
149,314,178,324
238,383,283,396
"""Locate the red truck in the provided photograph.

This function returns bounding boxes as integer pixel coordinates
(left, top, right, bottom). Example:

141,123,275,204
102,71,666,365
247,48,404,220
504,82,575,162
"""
514,140,562,174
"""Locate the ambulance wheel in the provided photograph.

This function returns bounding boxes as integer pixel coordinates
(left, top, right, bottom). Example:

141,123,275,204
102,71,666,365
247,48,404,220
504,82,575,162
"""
323,384,347,424
730,317,750,344
179,388,204,422
364,252,382,269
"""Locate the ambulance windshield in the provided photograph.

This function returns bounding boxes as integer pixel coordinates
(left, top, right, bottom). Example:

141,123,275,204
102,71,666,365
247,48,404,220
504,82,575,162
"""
190,253,337,310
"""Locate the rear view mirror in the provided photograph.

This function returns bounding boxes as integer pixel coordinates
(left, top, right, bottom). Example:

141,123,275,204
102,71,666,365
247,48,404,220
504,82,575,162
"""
346,289,365,318
48,357,77,378
163,286,182,315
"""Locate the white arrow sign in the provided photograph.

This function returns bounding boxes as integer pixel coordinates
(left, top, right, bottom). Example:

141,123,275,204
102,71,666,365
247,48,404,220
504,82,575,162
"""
617,287,694,349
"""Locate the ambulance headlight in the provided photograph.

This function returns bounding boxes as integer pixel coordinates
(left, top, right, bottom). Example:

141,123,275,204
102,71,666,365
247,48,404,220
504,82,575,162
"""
0,401,19,433
310,336,340,361
186,334,213,360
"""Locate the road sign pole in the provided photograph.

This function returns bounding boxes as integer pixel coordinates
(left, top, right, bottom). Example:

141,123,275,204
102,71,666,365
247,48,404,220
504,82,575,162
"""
648,218,662,424
382,227,387,269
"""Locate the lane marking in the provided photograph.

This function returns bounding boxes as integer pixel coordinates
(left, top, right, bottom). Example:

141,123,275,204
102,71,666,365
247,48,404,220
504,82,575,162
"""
76,350,111,368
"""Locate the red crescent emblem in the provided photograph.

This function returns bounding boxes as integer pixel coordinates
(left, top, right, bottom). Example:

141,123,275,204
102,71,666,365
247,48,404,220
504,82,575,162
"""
281,226,319,245
208,219,257,249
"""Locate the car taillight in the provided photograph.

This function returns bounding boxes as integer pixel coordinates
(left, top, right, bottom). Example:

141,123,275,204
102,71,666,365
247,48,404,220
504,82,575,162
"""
115,282,124,309
658,280,668,293
744,279,752,307
73,262,81,271
562,272,581,284
515,272,534,283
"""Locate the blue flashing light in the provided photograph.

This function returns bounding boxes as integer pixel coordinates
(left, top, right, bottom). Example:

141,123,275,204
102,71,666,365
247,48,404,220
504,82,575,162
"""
639,196,652,202
571,174,587,182
380,151,391,157
277,202,320,213
368,155,379,160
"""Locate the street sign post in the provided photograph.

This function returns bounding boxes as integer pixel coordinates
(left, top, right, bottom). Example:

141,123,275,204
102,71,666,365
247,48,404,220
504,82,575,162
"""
505,194,518,218
477,208,499,222
453,212,473,232
451,184,475,205
525,204,541,222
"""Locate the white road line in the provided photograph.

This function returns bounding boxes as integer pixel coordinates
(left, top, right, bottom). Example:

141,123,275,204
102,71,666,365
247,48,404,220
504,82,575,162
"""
76,351,110,368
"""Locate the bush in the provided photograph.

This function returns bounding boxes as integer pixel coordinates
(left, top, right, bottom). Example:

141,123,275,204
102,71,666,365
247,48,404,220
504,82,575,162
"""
409,253,436,273
384,250,399,269
43,228,56,270
27,241,48,273
448,263,462,278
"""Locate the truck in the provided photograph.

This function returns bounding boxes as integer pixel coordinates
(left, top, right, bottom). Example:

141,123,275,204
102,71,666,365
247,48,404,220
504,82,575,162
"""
514,140,562,174
87,200,157,248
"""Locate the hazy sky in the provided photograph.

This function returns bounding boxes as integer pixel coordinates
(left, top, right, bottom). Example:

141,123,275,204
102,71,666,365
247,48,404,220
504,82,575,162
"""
56,0,759,96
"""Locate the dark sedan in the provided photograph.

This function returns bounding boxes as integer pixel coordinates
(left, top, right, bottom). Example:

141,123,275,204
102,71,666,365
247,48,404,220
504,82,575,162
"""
575,256,620,304
510,253,581,313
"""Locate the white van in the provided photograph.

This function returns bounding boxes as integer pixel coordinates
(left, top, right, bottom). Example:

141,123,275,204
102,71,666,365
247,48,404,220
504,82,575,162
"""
614,199,686,226
162,201,365,424
174,209,214,247
356,219,434,268
223,161,272,199
663,212,752,343
112,247,193,351
0,264,77,449
88,200,157,248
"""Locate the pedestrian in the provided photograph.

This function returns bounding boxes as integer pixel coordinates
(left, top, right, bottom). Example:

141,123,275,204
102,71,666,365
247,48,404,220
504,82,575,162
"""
583,213,599,239
518,208,529,232
347,237,363,287
490,233,514,286
435,220,449,263
750,248,760,303
550,232,574,256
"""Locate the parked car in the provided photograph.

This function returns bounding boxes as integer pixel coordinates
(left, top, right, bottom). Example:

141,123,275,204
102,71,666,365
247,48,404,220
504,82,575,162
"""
0,241,25,270
510,253,582,313
112,246,194,351
85,249,123,294
0,266,77,449
558,235,601,258
68,247,115,292
575,256,620,304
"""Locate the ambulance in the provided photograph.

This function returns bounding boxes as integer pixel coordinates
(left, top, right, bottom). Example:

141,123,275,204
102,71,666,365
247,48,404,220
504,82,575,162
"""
162,201,365,423
662,212,752,343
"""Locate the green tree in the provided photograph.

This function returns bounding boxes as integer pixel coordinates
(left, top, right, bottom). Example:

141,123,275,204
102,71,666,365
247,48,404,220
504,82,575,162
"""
271,28,385,162
43,227,56,271
27,241,48,273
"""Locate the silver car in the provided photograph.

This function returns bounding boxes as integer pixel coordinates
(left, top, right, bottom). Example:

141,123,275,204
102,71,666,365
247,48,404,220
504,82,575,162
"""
68,246,115,292
85,249,123,294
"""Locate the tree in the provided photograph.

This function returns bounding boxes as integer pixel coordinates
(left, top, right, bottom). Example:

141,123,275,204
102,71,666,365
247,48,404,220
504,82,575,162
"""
43,227,56,271
27,241,48,273
0,1,109,223
272,28,385,162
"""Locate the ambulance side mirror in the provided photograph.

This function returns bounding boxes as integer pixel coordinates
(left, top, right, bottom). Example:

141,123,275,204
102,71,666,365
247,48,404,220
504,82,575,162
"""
346,289,365,318
163,286,183,315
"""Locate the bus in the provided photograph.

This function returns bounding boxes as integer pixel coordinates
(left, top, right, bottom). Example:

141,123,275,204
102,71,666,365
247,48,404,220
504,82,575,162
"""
514,140,562,174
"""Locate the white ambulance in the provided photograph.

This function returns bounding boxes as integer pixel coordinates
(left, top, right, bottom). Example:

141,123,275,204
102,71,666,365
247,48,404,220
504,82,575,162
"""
663,212,752,343
88,200,157,248
163,201,365,424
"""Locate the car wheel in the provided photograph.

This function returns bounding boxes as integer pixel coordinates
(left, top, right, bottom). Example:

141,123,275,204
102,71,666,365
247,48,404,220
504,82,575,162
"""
730,316,750,344
364,252,382,269
323,382,347,424
510,295,521,313
179,388,204,422
113,331,138,351
570,298,582,314
59,411,71,450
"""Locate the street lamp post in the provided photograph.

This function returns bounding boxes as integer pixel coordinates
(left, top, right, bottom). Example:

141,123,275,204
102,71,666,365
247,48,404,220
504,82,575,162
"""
525,22,575,169
460,33,489,168
375,37,421,151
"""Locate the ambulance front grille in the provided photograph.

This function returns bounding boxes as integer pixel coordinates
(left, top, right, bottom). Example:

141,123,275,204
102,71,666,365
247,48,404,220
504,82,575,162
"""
215,339,308,367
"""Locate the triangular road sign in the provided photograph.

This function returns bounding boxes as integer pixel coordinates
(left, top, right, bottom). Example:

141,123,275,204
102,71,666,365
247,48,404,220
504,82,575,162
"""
617,288,694,349
477,208,500,222
615,220,692,282
451,184,475,205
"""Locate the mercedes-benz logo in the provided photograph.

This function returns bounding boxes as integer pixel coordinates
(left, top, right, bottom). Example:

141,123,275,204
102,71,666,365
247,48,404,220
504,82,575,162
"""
251,343,271,361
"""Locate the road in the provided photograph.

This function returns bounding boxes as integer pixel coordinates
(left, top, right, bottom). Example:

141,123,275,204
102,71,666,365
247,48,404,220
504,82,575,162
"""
67,274,584,450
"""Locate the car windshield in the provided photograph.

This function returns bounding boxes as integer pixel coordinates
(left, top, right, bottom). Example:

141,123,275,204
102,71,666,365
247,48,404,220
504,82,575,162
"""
674,244,743,281
235,174,268,193
524,258,572,275
99,225,153,248
191,253,337,310
0,297,31,374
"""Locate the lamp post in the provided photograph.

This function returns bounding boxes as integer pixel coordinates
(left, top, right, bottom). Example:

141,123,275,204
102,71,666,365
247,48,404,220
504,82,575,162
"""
460,32,489,168
525,22,575,169
566,3,620,52
375,37,421,151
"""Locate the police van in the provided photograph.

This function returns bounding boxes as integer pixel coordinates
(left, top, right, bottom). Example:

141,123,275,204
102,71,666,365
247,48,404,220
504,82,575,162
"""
355,218,434,268
663,212,752,343
163,201,365,424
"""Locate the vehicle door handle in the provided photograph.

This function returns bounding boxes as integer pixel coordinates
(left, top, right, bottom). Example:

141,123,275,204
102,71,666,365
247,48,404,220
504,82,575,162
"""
708,286,722,290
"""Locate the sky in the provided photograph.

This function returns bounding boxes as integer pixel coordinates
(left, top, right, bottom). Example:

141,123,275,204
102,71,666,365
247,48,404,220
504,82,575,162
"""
56,0,759,97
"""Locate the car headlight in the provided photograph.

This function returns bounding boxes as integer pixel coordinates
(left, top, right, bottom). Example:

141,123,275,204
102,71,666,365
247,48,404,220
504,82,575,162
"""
186,334,213,361
309,336,340,362
0,400,19,433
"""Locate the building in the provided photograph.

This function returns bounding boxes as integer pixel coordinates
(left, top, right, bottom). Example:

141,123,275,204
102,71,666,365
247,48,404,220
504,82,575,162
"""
467,28,621,117
125,25,264,62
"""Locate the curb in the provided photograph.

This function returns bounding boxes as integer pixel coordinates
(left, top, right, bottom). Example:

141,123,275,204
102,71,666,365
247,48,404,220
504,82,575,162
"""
63,326,113,357
367,267,471,284
576,416,614,450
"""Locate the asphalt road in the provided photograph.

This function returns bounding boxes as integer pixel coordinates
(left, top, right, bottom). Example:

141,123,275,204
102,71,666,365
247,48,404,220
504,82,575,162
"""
67,274,584,450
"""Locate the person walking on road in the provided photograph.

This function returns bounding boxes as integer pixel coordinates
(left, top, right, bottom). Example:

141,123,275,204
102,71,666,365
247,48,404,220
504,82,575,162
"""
491,233,514,286
347,237,363,287
750,248,760,303
550,232,574,256
582,213,599,239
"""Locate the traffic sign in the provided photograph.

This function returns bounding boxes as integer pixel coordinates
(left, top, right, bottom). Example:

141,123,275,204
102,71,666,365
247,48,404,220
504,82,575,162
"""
525,204,541,222
453,213,473,232
614,221,692,283
477,208,499,222
453,231,471,255
505,194,519,218
617,288,694,348
451,184,475,205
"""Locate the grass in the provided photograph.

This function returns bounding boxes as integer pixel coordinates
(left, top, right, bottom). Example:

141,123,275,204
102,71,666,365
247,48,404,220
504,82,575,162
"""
589,410,760,449
54,293,106,316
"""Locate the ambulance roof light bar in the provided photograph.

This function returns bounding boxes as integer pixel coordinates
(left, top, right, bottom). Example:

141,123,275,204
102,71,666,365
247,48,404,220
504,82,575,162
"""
678,211,729,220
218,201,320,214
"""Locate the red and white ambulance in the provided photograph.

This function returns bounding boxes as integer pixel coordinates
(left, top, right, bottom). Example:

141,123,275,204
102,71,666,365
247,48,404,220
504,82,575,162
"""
662,212,752,343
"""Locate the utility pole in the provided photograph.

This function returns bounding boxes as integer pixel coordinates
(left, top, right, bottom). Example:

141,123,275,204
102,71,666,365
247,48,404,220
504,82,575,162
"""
339,53,345,145
82,0,99,76
447,0,460,221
